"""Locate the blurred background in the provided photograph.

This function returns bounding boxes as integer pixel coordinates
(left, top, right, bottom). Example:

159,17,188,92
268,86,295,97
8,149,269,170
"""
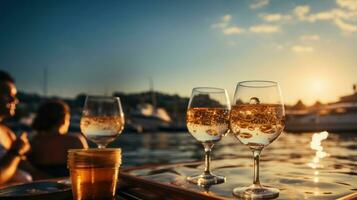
1,1,356,197
1,0,356,166
2,0,357,129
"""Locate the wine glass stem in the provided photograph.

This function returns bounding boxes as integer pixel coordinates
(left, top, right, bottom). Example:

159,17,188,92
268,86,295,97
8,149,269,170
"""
203,142,214,175
253,149,262,186
98,144,106,149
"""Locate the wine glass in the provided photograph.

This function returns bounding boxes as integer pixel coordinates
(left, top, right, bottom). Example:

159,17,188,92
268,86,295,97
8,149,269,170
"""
80,96,125,148
186,87,230,186
230,81,285,199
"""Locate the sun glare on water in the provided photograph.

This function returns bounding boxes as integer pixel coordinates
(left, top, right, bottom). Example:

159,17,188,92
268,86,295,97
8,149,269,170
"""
308,131,329,169
307,131,330,187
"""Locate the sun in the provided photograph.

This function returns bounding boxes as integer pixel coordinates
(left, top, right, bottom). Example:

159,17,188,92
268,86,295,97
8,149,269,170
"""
306,77,330,104
312,79,324,94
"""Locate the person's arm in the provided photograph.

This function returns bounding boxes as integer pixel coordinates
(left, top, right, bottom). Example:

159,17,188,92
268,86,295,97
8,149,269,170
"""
0,150,22,184
0,133,30,184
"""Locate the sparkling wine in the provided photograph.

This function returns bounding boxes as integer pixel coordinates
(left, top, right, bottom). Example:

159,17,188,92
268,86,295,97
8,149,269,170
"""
186,108,229,142
80,116,124,145
230,104,284,149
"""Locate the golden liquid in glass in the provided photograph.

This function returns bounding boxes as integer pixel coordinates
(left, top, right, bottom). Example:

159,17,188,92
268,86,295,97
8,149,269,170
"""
67,149,121,200
70,167,119,200
186,107,229,142
230,104,285,149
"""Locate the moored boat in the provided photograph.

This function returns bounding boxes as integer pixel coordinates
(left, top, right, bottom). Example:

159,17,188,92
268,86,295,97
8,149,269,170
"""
286,86,357,132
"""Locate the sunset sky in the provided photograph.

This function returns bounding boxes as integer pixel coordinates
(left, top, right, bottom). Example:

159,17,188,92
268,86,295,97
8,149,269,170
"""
1,0,357,105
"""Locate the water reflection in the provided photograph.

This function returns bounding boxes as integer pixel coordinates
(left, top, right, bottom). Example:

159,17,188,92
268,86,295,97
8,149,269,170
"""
142,133,170,149
306,131,330,197
308,131,329,169
111,131,356,199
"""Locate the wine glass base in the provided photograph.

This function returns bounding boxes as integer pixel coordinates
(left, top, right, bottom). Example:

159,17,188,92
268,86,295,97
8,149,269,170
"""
233,184,279,199
187,173,226,186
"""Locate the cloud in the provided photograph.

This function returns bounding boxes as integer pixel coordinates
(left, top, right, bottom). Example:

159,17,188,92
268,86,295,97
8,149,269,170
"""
304,9,357,22
299,9,357,22
222,15,232,22
212,15,280,35
211,14,232,29
211,15,245,35
249,24,281,33
250,0,269,10
294,5,310,20
260,13,292,22
291,45,314,53
223,26,245,35
300,34,320,41
334,18,357,32
307,11,336,22
333,9,357,20
336,0,357,10
293,4,357,33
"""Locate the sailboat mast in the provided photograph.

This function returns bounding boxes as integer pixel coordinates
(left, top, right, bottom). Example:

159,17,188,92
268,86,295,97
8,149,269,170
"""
43,68,48,97
150,77,157,110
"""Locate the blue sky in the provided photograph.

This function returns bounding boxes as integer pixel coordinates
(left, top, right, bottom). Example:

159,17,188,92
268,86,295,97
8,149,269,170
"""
1,0,357,104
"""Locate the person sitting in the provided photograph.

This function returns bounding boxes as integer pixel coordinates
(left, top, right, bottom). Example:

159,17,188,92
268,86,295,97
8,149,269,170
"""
0,70,32,185
29,100,88,177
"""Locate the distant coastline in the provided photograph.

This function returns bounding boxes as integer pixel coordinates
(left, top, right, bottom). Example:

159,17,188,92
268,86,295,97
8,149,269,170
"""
7,85,357,133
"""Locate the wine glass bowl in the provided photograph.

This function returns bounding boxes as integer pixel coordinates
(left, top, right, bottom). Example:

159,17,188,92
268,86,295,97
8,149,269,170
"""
230,103,284,150
186,87,230,186
80,96,124,148
186,107,229,143
230,81,285,199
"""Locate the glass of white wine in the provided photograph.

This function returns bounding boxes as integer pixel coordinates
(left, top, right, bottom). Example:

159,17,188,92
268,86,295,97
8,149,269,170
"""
230,81,285,199
186,87,230,186
80,96,125,148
